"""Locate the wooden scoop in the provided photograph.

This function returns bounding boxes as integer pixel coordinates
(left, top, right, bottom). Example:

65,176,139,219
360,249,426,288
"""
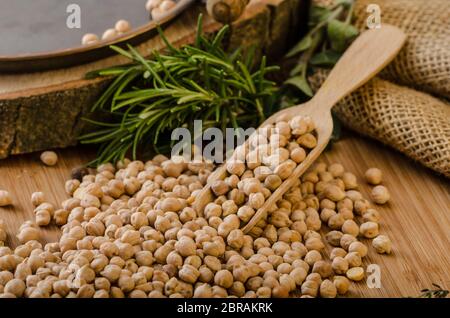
194,24,406,233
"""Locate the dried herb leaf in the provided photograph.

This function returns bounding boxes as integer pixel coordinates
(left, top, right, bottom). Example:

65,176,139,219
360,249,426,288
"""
310,50,342,67
284,75,313,97
327,19,359,52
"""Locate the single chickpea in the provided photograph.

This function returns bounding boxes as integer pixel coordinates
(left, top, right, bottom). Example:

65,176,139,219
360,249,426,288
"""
354,199,371,216
304,250,322,266
35,210,51,226
102,28,118,40
160,0,176,12
305,237,324,251
365,168,383,185
320,208,337,223
301,279,319,297
248,192,265,210
4,278,26,297
344,252,362,268
362,209,381,223
325,230,343,247
290,147,306,163
360,222,379,239
30,192,45,207
346,267,365,281
145,0,162,11
312,260,332,278
40,151,58,166
214,270,233,289
17,227,40,244
333,276,350,295
327,213,345,230
328,163,344,177
340,234,357,250
341,220,359,237
115,19,131,33
372,235,392,254
272,285,289,298
0,190,12,207
342,172,358,190
320,279,337,298
81,33,99,45
371,185,390,204
264,174,282,191
348,241,368,258
331,257,349,275
324,185,346,202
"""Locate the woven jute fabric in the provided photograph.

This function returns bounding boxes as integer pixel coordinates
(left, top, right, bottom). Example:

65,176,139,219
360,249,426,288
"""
353,0,450,99
309,70,450,177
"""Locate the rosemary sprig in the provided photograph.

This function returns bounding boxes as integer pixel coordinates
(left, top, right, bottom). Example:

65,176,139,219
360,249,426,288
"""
80,15,278,165
419,284,449,298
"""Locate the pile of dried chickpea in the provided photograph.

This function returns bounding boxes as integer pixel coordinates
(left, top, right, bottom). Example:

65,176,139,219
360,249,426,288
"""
0,115,392,298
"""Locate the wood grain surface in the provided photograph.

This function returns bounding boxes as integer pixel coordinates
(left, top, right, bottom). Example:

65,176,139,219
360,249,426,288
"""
0,133,449,297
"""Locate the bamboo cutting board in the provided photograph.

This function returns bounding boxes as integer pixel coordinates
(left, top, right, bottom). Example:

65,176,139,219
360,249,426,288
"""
0,133,449,298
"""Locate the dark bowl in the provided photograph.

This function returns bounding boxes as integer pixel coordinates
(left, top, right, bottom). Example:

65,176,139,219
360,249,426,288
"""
0,0,196,73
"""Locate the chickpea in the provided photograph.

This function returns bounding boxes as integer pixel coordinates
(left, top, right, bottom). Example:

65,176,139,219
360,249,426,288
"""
115,19,131,33
372,235,392,254
248,193,265,210
17,227,40,244
342,220,359,237
82,33,99,45
365,168,382,185
40,151,58,166
297,133,317,149
320,279,337,298
305,237,324,251
363,209,381,223
354,199,370,215
346,267,365,281
227,229,244,249
342,172,358,190
30,192,46,207
324,185,346,202
272,285,289,298
320,208,336,223
326,230,343,247
4,279,26,297
340,234,357,251
328,163,344,177
274,160,296,180
301,279,319,297
331,257,349,275
214,270,233,289
194,284,213,298
179,265,199,284
360,222,379,239
312,260,332,278
333,276,350,295
344,252,362,268
36,210,51,226
348,241,368,258
304,250,322,266
0,190,12,207
175,236,196,257
328,213,345,230
371,185,390,204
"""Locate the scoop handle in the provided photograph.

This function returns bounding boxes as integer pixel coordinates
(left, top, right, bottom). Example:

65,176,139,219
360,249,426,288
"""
313,24,406,111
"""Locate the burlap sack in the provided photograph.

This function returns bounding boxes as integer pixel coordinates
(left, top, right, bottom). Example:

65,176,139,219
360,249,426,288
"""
309,70,450,177
353,0,450,99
